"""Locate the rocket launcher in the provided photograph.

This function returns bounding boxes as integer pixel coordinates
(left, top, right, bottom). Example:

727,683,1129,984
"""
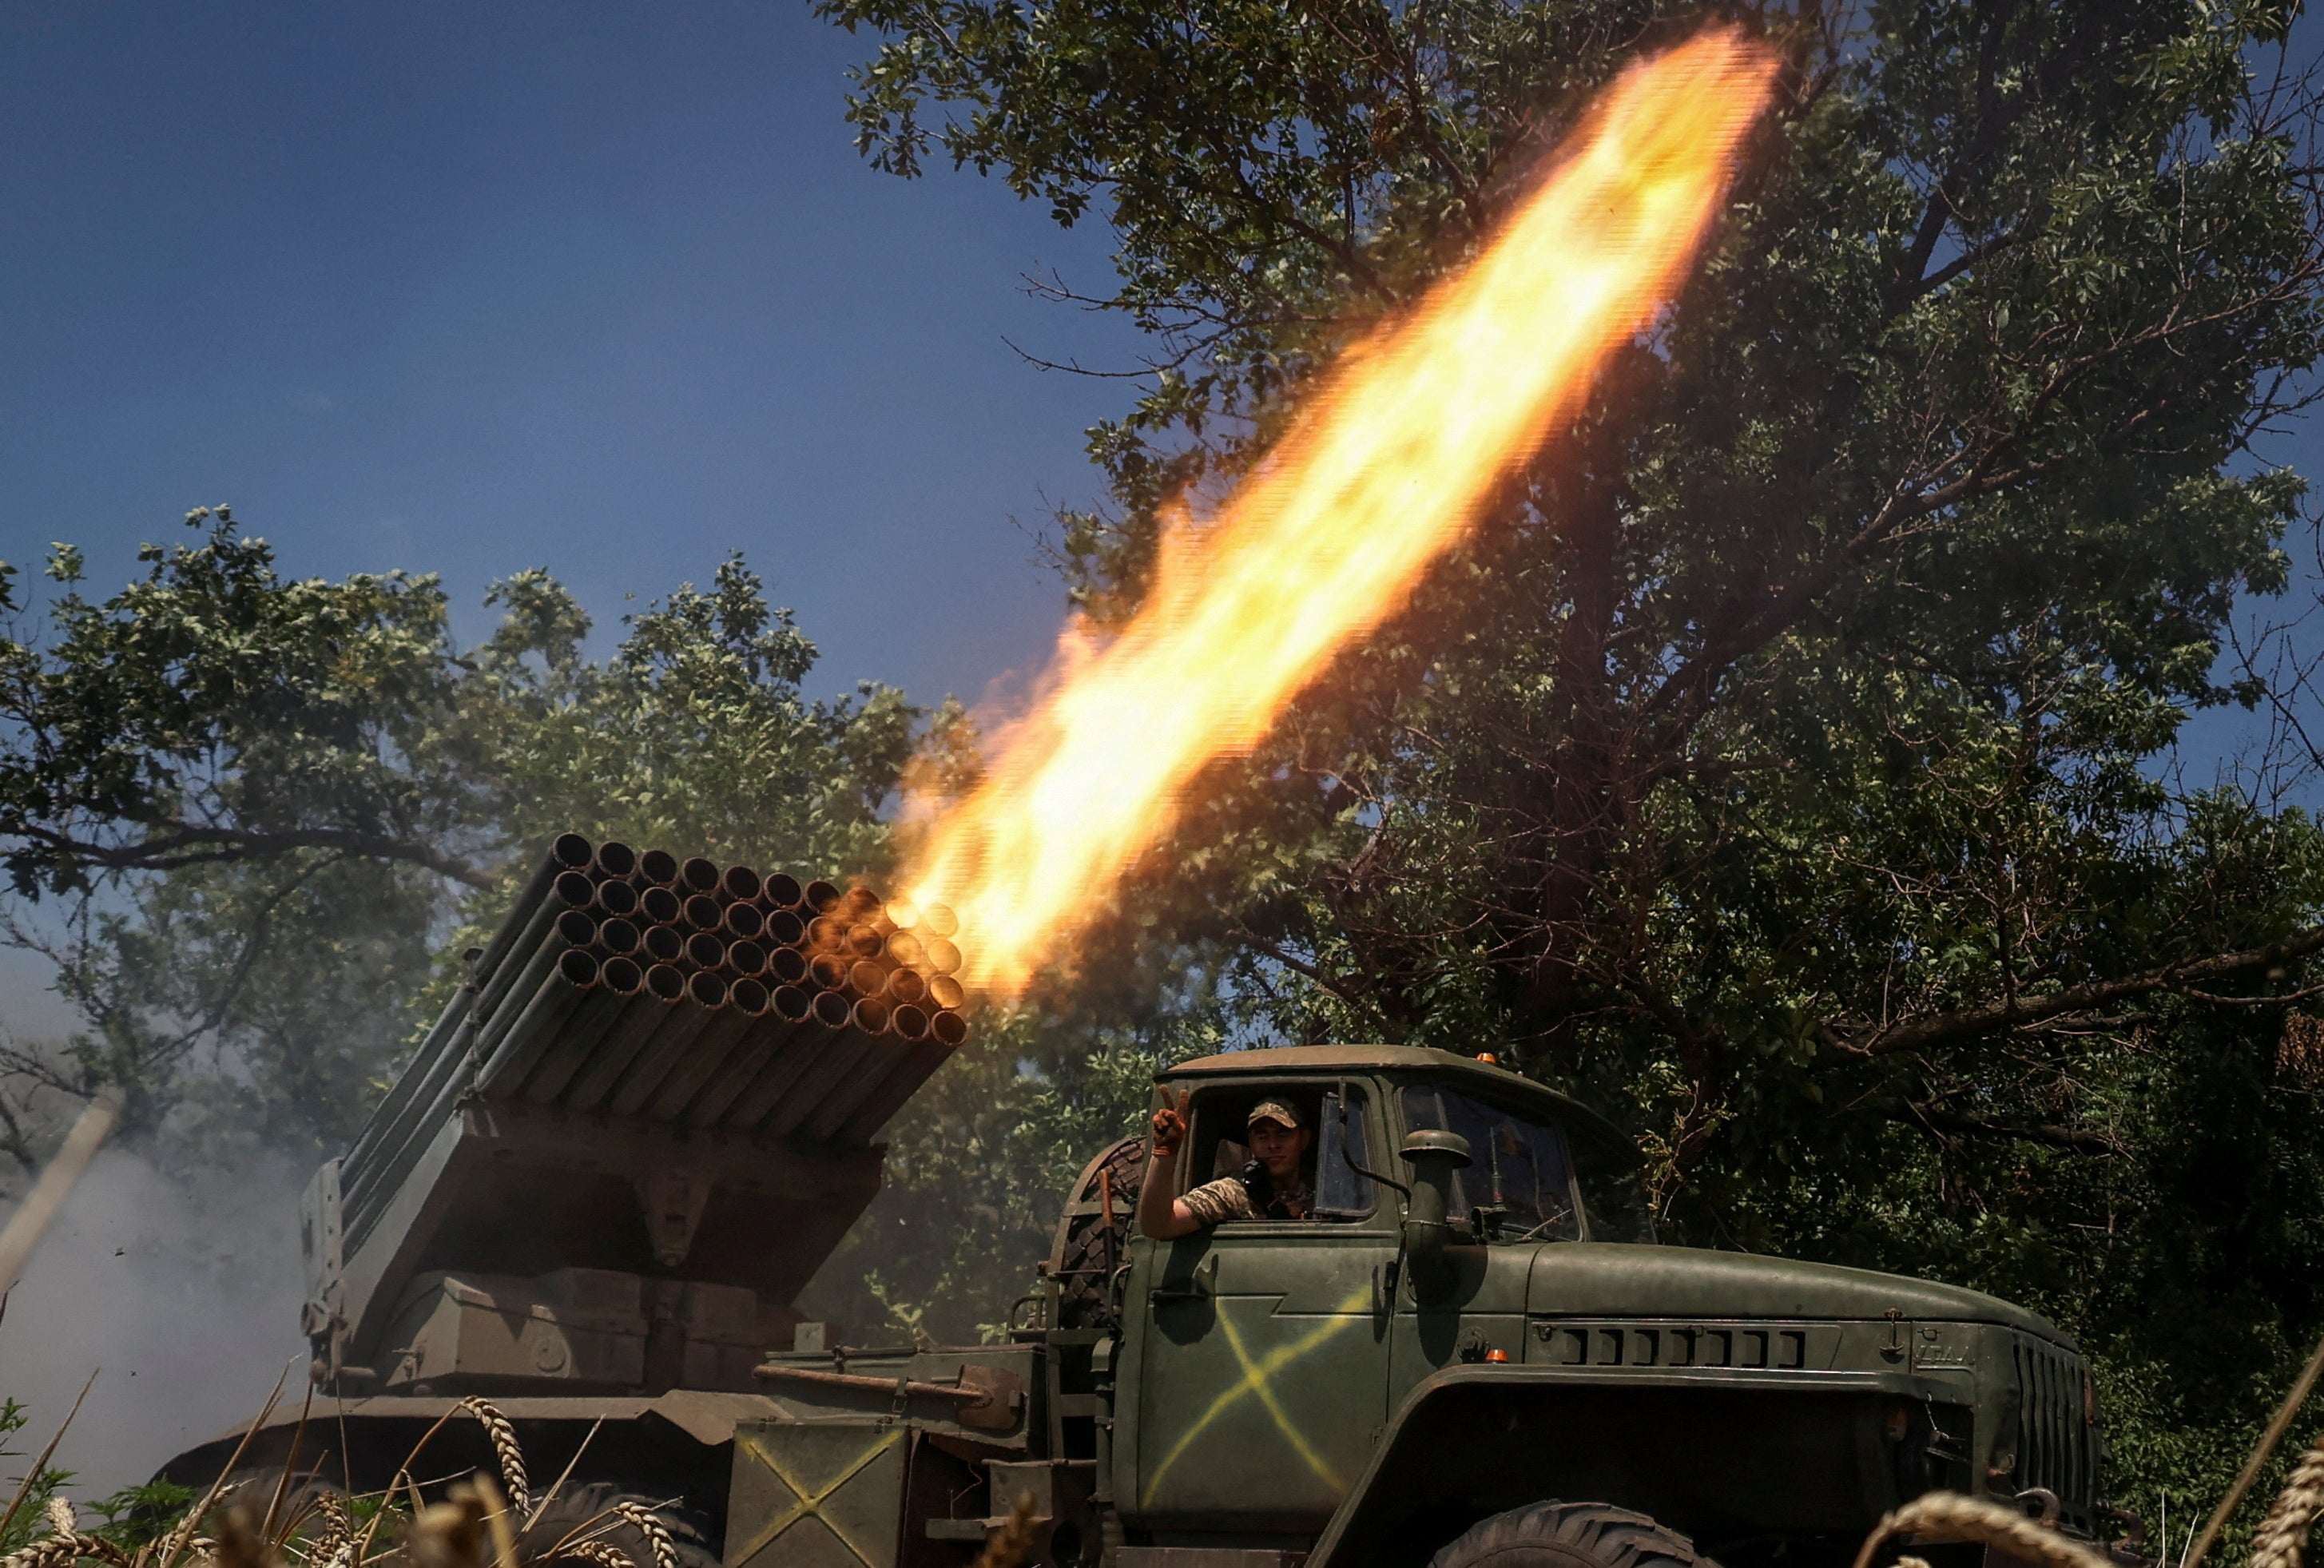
300,833,971,1396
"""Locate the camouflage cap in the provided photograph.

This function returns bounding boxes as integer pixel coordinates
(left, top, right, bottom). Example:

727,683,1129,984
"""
1247,1099,1304,1131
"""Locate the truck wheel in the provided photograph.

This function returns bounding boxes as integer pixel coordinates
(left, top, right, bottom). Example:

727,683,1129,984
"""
1427,1502,1721,1568
1045,1134,1146,1331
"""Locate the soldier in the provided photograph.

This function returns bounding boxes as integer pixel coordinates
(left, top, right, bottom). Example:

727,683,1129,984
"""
1138,1090,1315,1237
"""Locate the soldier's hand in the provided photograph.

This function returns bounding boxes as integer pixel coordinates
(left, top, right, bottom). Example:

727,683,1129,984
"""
1150,1087,1191,1157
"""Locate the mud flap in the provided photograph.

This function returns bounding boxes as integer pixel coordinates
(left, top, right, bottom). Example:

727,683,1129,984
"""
725,1419,908,1568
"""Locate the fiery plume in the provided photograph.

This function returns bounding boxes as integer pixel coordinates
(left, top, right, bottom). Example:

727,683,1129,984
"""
906,29,1780,998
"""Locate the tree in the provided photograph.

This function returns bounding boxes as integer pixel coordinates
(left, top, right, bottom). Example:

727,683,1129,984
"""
822,0,2324,1521
0,511,916,1170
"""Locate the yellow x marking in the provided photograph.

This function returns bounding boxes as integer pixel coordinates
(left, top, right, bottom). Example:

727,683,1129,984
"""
733,1426,904,1568
1141,1281,1373,1506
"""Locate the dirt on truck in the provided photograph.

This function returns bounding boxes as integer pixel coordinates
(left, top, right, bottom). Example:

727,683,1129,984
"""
157,839,2118,1568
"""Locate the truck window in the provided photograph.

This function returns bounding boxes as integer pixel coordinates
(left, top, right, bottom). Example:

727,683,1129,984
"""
1400,1085,1581,1241
1313,1086,1376,1218
1571,1140,1658,1244
1182,1086,1374,1223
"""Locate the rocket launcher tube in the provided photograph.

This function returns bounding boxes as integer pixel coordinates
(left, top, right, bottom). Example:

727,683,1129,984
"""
685,984,814,1129
760,998,892,1140
475,872,597,1020
469,833,593,987
496,956,645,1100
554,963,688,1110
477,949,602,1089
340,982,475,1178
728,990,854,1130
606,971,728,1117
477,907,597,1037
837,1038,956,1145
646,977,772,1121
346,949,605,1248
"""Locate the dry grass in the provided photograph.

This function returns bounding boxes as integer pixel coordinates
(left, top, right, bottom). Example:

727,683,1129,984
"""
0,1398,679,1568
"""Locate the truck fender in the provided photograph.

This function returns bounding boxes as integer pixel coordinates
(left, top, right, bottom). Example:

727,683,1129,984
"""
1303,1363,1967,1568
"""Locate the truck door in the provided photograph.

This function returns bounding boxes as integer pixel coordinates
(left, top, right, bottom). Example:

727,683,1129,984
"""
1120,1084,1395,1534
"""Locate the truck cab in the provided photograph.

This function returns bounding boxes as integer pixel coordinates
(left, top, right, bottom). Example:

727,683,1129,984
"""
1094,1046,2097,1568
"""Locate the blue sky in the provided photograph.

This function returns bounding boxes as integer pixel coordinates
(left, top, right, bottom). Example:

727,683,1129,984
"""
0,2,2318,760
0,0,1145,713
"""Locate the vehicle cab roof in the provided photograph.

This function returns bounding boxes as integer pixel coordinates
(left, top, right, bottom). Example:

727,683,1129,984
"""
1157,1044,1632,1152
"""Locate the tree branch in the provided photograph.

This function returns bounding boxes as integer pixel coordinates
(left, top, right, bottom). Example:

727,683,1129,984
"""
1850,922,2324,1056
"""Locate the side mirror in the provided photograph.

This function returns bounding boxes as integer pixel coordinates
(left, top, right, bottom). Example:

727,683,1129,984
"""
1399,1130,1471,1301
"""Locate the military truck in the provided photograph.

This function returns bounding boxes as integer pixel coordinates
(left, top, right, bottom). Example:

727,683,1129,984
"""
165,1030,2109,1568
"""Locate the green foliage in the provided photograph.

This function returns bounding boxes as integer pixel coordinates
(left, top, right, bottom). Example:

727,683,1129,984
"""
86,1479,201,1550
0,1397,70,1554
822,0,2324,1516
801,994,1228,1344
0,521,918,1172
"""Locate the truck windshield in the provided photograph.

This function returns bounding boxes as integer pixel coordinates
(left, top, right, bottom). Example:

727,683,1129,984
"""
1400,1085,1657,1244
1401,1085,1580,1241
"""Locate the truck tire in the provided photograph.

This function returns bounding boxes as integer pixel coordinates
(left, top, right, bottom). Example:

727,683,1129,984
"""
1426,1502,1722,1568
1046,1134,1146,1331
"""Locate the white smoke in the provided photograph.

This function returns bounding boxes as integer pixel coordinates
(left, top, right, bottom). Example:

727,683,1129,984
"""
0,1146,307,1495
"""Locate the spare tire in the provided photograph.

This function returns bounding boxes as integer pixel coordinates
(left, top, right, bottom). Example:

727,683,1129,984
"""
1044,1134,1146,1332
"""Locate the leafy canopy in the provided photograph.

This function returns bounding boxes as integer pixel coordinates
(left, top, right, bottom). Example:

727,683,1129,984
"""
821,0,2324,1518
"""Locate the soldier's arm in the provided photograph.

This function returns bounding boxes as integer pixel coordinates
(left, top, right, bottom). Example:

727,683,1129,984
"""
1139,1089,1204,1239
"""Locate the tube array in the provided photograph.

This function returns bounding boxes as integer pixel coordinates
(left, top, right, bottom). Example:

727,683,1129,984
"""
338,833,971,1251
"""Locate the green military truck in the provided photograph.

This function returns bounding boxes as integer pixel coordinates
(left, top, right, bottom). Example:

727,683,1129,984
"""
164,1040,2107,1568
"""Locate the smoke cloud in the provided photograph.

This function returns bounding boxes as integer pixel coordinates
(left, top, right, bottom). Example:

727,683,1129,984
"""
0,1146,306,1495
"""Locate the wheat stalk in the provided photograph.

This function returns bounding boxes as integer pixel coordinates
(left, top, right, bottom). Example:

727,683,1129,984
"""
1851,1493,2115,1568
0,1498,130,1568
2252,1439,2324,1568
604,1507,670,1568
456,1403,530,1521
540,1546,630,1568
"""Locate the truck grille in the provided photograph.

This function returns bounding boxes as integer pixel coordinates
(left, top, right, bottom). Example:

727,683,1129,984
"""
2013,1336,2096,1526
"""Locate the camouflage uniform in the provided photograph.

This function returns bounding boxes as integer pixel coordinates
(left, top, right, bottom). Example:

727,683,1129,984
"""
1179,1170,1316,1225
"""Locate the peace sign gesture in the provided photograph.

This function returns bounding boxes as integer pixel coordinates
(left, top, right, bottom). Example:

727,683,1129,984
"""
1150,1086,1192,1157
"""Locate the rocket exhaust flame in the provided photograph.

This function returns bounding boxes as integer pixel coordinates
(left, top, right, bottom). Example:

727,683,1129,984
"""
904,29,1779,997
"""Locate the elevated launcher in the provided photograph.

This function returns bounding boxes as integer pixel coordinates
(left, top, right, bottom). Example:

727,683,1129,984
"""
301,835,970,1399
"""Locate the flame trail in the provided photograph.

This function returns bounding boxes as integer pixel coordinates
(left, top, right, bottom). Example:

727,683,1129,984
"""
907,29,1779,998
